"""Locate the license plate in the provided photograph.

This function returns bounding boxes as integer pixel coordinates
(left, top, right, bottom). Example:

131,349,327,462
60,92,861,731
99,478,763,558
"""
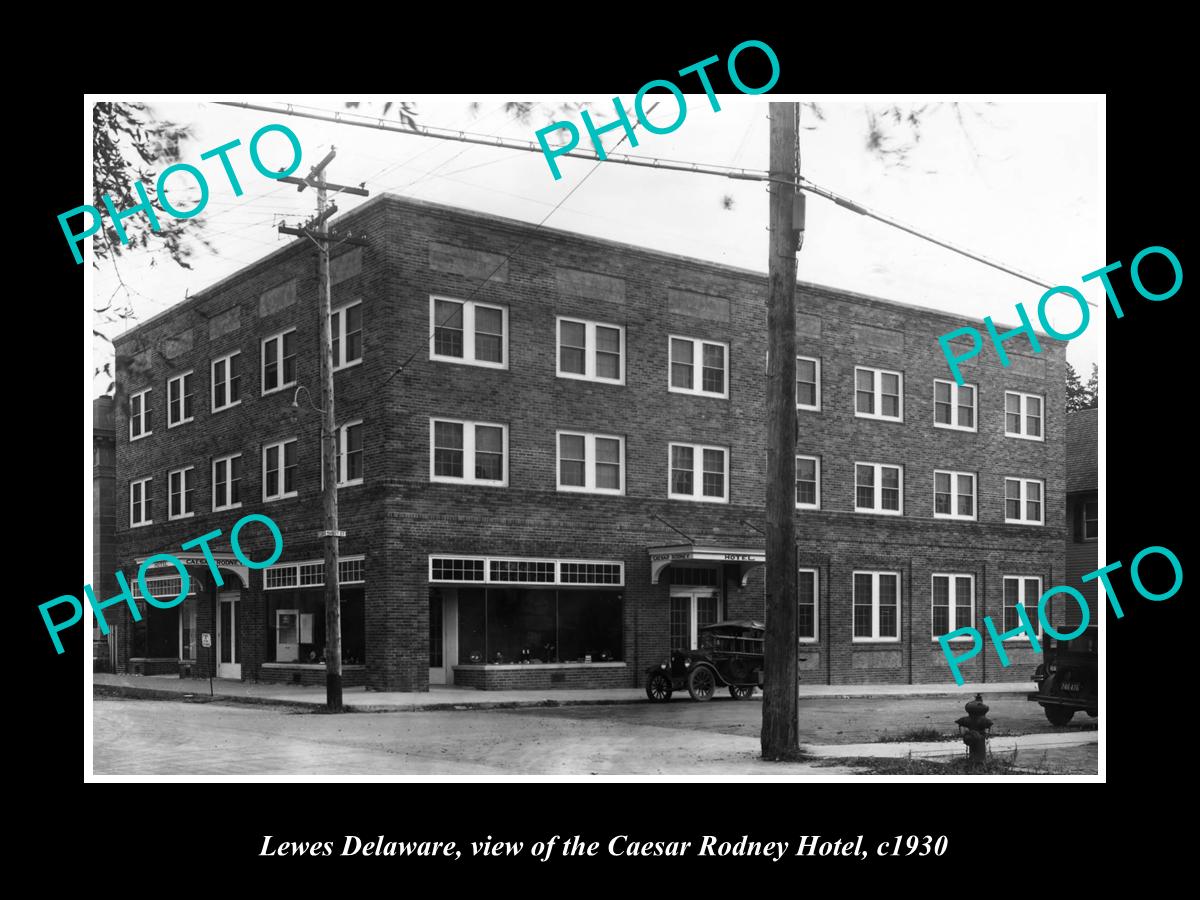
1060,682,1080,692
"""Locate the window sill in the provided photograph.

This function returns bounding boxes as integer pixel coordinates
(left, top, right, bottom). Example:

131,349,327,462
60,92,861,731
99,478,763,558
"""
854,414,904,423
261,382,298,398
429,356,508,371
1004,433,1045,442
453,662,626,670
933,423,977,433
213,503,243,513
333,359,363,374
668,387,729,400
167,419,195,429
129,432,151,442
264,493,299,503
212,402,242,414
261,663,367,670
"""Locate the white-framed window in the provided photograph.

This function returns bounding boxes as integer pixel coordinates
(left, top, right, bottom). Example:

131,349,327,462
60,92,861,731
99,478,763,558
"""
933,470,976,521
1003,576,1044,638
668,442,729,503
262,438,298,501
557,431,624,495
853,571,901,642
1004,477,1044,525
932,573,975,640
168,466,195,520
933,379,976,431
1005,391,1044,440
261,329,297,395
796,356,820,411
854,462,903,515
166,372,194,428
211,351,242,412
130,477,152,527
556,317,625,384
337,420,364,486
669,336,728,398
212,453,243,512
129,388,152,441
430,296,507,368
798,568,819,641
795,455,820,509
431,419,508,485
332,300,363,371
855,366,903,421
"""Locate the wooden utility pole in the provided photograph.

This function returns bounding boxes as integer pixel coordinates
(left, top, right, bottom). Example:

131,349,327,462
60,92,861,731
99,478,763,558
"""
761,103,802,760
278,148,369,712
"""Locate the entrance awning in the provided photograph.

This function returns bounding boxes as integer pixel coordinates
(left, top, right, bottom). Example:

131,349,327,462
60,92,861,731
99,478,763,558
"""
133,550,250,589
648,543,766,587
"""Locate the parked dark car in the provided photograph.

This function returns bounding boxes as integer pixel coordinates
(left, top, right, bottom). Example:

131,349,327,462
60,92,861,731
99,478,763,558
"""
645,620,765,702
1028,625,1098,725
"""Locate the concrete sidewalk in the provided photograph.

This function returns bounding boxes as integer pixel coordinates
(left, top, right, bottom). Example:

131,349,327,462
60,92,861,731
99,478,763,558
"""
93,672,1034,712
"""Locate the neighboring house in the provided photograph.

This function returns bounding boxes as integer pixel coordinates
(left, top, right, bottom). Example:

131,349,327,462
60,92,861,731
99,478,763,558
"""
111,194,1067,690
93,396,117,670
1065,407,1099,630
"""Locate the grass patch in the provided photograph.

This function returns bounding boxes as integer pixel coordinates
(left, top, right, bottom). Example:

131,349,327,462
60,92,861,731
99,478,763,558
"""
877,726,953,743
817,754,1022,775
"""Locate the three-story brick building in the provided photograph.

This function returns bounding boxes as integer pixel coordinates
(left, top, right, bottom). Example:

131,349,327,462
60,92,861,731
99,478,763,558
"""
111,193,1067,691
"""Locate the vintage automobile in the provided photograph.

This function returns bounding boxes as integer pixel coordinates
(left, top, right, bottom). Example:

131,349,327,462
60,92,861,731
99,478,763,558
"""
1028,625,1098,725
645,620,766,702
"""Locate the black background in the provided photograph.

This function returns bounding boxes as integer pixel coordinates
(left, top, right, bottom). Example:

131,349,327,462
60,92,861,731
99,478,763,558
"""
25,25,1186,886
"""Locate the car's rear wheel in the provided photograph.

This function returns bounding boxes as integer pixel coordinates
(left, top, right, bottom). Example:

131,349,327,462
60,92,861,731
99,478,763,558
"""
1043,705,1075,726
687,665,716,702
729,685,755,700
645,672,673,703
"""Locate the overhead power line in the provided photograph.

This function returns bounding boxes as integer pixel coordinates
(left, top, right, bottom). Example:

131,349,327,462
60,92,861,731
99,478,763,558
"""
217,100,1081,299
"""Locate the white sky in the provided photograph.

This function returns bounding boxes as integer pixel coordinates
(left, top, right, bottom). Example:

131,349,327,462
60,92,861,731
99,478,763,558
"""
92,95,1102,376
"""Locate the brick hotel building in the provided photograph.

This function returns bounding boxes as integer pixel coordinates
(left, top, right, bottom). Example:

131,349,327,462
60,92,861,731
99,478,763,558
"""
110,194,1067,691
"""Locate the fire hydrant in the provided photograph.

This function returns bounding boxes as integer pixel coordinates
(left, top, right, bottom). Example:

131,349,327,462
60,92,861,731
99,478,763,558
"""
955,694,993,766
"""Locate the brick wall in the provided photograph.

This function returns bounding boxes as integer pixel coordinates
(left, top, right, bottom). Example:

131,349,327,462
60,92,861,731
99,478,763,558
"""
113,194,1068,692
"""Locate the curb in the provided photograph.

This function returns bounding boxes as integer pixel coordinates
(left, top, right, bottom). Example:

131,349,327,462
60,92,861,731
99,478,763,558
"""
94,683,1033,712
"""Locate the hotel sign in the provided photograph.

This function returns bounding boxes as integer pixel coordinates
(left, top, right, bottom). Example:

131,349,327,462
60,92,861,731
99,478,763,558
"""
647,544,766,586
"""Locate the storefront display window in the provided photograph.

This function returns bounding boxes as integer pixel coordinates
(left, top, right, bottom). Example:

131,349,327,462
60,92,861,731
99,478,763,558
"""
265,588,366,664
456,587,622,664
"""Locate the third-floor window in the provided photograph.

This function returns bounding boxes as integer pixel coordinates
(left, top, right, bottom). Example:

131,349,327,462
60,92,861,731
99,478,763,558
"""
431,296,507,369
855,366,903,421
167,372,194,428
557,317,624,384
933,379,976,431
669,336,728,398
212,351,242,413
129,388,152,441
262,329,297,395
332,300,363,371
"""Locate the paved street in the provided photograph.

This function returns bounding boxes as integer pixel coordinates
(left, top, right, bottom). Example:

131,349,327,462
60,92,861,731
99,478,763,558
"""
93,694,1097,776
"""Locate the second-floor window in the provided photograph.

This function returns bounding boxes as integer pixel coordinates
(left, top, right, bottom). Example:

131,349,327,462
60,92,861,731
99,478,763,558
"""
337,420,364,486
669,443,728,503
332,300,363,371
796,356,820,410
431,419,508,485
1005,477,1044,525
167,373,194,428
932,574,975,639
557,431,624,495
263,439,298,501
262,329,297,394
168,466,195,520
934,379,976,431
1077,498,1098,541
1005,391,1044,440
855,462,903,514
855,366,903,421
212,352,242,412
130,477,152,527
557,317,624,384
1003,576,1044,637
669,337,728,398
798,568,819,641
934,470,976,520
129,388,152,440
795,455,820,509
431,297,506,368
212,453,243,511
853,571,901,642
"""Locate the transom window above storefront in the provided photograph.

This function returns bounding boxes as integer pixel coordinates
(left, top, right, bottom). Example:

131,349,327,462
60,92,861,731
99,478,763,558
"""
264,556,366,590
429,556,623,587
